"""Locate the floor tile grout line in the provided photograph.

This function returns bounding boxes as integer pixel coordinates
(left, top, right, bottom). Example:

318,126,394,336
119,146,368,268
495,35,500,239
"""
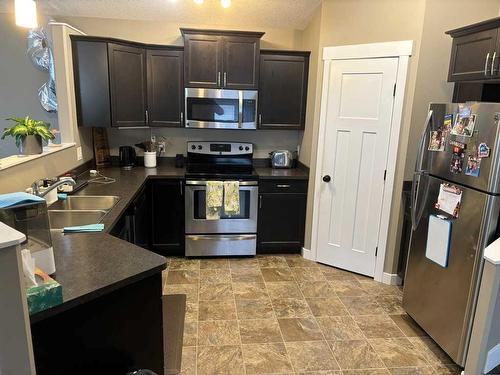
335,287,390,372
232,267,248,375
250,263,292,374
294,266,343,373
261,258,299,374
334,279,433,371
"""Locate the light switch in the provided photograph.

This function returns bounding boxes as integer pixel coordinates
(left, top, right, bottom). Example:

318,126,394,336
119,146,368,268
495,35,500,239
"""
76,146,83,161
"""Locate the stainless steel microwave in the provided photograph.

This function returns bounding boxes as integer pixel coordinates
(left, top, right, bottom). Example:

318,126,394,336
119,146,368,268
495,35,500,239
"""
184,88,258,130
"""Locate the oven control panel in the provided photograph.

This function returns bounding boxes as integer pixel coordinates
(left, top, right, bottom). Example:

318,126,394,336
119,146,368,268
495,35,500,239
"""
187,141,253,155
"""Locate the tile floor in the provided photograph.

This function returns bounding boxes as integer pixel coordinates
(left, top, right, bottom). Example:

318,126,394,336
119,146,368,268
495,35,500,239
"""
162,255,462,375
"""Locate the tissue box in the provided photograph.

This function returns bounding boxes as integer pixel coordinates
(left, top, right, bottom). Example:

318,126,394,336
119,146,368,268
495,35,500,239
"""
26,268,63,315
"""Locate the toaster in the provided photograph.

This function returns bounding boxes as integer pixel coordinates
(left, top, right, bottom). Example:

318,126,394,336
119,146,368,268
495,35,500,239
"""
269,150,294,169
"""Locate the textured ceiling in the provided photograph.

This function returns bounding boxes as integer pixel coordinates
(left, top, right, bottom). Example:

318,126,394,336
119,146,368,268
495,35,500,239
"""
0,0,322,30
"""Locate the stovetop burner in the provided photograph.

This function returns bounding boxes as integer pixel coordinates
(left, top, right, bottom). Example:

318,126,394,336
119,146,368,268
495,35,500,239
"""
184,170,259,181
185,141,257,180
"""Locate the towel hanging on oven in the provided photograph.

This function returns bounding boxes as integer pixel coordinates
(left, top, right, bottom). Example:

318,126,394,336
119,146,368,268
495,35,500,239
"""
206,181,223,220
224,181,240,216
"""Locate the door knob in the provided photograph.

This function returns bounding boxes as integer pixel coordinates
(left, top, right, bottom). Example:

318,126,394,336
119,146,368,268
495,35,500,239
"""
323,175,331,183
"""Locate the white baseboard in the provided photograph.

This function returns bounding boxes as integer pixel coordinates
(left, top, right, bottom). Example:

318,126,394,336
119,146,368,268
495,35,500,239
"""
302,247,313,261
382,272,402,286
485,342,500,373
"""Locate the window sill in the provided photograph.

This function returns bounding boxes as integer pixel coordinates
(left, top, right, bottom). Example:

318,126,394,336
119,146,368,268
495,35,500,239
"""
0,143,76,171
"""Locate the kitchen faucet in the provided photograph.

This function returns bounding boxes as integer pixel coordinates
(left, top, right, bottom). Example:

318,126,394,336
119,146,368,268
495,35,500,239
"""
31,178,76,197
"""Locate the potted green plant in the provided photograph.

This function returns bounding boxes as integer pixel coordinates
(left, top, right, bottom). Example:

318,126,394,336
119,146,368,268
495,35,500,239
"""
1,116,55,155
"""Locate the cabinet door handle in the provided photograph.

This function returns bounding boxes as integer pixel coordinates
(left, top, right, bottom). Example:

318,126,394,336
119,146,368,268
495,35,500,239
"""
180,112,184,125
217,72,221,87
259,195,262,209
492,51,497,76
145,109,149,124
223,72,227,87
259,114,262,126
180,180,183,196
276,184,291,188
485,52,491,76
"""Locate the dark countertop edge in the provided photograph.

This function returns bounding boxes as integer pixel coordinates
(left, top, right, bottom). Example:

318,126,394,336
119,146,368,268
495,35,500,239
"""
30,263,166,324
100,167,309,232
256,173,309,180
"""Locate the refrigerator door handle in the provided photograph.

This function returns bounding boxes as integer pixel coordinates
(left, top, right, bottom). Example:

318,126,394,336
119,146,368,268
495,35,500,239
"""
411,109,433,231
415,109,433,173
411,170,430,231
411,171,420,231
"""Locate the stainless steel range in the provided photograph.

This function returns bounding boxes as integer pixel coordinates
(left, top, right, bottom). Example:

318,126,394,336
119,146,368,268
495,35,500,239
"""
184,141,258,257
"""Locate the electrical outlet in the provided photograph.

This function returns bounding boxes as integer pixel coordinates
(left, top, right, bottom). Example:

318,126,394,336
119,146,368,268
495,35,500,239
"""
76,146,83,161
151,135,156,143
158,141,166,153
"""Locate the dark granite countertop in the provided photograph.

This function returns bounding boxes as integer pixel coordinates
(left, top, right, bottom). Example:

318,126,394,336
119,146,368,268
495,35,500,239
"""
255,166,309,180
31,160,307,322
30,233,167,323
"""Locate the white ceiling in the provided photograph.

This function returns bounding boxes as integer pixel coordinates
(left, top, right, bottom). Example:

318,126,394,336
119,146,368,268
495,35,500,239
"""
0,0,322,30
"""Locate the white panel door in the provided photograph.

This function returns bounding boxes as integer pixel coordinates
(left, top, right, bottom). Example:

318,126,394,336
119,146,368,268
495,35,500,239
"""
316,58,398,276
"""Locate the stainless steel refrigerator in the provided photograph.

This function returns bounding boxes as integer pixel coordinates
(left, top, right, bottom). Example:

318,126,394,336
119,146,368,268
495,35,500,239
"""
403,102,500,366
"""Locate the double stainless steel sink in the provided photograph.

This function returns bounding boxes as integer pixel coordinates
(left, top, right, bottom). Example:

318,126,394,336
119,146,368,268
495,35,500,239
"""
48,196,120,230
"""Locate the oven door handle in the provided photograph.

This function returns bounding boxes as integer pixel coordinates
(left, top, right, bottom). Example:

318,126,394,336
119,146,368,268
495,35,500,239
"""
185,180,258,186
188,235,256,241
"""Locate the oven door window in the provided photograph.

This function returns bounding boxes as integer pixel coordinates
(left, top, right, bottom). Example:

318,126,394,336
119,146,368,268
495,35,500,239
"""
187,98,239,123
193,190,251,219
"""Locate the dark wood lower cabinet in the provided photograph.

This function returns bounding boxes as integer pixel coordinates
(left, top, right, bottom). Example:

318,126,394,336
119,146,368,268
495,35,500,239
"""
257,179,308,254
31,274,164,375
151,179,185,256
133,184,151,249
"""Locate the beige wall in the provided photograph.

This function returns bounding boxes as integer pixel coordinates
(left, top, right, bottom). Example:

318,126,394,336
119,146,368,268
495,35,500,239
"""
298,0,426,275
53,16,302,49
299,0,500,274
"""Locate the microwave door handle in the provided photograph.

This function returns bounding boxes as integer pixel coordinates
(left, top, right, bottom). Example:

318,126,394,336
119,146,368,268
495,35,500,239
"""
238,91,243,129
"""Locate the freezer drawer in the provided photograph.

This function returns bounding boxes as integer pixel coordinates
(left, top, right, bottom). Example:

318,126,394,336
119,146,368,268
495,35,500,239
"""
403,174,500,365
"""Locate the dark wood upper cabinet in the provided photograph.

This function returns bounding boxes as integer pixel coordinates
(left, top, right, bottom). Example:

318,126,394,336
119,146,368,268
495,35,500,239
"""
446,18,500,82
181,29,264,89
72,36,185,129
222,36,260,89
147,49,184,127
108,43,147,127
183,33,221,88
258,51,310,130
71,38,111,127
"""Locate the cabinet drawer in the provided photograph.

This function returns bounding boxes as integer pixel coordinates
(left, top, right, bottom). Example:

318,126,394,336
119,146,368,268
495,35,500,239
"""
260,180,308,194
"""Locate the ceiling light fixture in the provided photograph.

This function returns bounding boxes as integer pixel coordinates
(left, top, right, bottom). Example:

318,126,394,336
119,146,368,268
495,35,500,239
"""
220,0,231,8
15,0,38,28
193,0,204,4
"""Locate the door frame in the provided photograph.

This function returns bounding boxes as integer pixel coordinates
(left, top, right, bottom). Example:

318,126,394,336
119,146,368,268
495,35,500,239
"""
310,40,413,283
